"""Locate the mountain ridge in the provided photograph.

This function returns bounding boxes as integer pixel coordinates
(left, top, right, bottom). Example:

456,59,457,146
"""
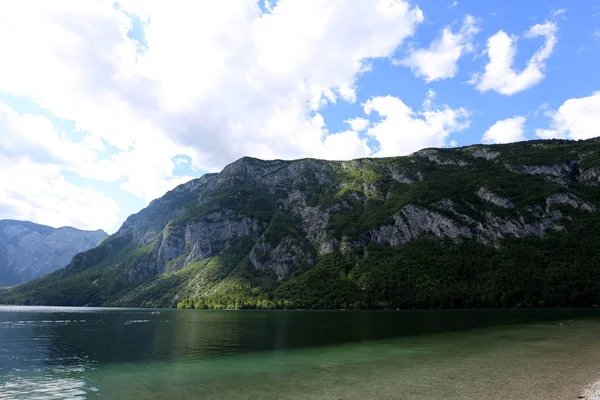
2,138,600,308
0,220,108,287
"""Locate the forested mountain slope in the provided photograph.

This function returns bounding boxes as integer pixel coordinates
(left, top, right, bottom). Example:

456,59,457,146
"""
2,138,599,309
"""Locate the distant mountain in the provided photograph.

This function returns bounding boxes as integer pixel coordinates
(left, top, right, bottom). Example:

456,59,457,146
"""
2,138,600,309
0,220,107,287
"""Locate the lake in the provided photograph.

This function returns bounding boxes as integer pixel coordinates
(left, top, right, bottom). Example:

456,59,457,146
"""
2,307,600,399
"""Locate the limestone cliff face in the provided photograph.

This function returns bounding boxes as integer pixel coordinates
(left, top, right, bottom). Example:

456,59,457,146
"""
0,220,107,286
3,138,600,307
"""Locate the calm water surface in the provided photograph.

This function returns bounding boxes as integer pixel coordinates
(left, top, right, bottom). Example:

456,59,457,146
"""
2,306,600,399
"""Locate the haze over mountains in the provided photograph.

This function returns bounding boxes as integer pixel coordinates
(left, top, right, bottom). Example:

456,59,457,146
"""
0,220,107,287
1,138,599,309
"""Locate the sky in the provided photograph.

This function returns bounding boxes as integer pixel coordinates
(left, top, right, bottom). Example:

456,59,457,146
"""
0,0,599,234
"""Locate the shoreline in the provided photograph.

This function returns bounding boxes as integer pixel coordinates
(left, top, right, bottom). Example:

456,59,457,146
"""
580,380,600,400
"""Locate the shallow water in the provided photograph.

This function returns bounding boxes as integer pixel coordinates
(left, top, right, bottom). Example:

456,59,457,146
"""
2,306,600,399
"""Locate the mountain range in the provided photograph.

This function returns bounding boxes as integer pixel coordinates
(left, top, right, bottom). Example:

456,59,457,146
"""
0,220,107,287
1,138,599,309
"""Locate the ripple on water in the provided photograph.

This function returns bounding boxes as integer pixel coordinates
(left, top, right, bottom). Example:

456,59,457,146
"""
123,320,151,325
0,375,88,400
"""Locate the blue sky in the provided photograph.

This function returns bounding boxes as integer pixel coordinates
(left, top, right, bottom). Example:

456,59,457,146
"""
0,0,599,233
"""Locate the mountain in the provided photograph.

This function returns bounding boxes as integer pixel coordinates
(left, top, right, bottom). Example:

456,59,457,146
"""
2,138,600,309
0,220,107,287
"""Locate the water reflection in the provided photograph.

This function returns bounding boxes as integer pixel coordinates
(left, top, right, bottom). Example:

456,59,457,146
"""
3,307,600,369
0,374,88,400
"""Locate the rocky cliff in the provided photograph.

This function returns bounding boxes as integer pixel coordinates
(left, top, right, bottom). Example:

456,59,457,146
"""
0,220,107,287
2,138,600,308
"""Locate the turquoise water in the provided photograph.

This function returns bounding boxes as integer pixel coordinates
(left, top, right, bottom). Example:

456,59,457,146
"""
2,306,600,399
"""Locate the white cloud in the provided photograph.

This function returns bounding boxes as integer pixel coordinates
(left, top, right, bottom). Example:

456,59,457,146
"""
536,92,600,140
0,104,95,167
0,0,424,166
264,0,274,13
450,140,458,147
0,1,191,205
593,29,600,41
0,104,120,231
364,94,470,157
344,117,370,132
0,158,120,232
0,0,425,230
398,15,479,82
552,9,567,18
448,1,458,8
422,89,437,110
533,103,550,117
320,131,371,160
470,20,558,95
482,116,527,144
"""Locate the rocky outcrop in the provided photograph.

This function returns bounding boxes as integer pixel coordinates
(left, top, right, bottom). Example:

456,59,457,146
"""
545,176,569,187
204,157,335,197
471,148,500,160
156,225,186,272
122,210,271,281
519,162,578,177
0,220,107,285
183,213,268,265
546,193,596,213
474,210,565,244
363,202,569,246
412,149,469,166
367,205,472,246
250,236,308,280
388,166,423,184
477,188,514,209
580,166,600,186
280,189,349,247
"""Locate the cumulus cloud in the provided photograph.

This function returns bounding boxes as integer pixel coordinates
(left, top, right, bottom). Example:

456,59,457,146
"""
344,117,370,132
0,0,426,230
320,131,372,160
482,116,527,144
0,104,120,231
120,0,424,169
398,15,479,82
364,94,470,157
0,104,94,167
0,0,425,164
470,20,558,95
0,157,120,232
0,1,190,203
536,92,600,140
